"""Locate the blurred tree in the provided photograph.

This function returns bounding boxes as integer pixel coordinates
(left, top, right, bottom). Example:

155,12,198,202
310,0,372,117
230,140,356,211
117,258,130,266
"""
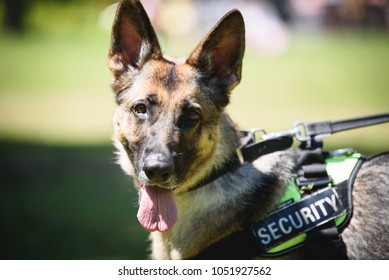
2,0,113,34
3,0,32,33
267,0,292,23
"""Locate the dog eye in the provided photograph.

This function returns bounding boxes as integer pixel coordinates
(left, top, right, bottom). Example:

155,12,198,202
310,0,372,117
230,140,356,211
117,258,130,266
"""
183,110,201,126
133,104,147,115
188,112,200,122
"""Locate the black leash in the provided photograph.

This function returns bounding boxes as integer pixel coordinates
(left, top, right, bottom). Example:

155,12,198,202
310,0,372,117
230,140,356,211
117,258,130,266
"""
237,113,389,164
304,113,389,139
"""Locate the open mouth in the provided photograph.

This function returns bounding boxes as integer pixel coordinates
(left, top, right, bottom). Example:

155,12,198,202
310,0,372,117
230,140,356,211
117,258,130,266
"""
137,184,178,232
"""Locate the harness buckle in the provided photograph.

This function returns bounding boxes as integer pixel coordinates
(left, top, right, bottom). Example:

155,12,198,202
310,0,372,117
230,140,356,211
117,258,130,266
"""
250,128,267,142
261,128,295,141
296,177,333,189
236,147,245,165
237,128,267,165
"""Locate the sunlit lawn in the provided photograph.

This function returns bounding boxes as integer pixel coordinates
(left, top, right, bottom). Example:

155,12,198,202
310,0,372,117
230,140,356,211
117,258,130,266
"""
1,3,389,259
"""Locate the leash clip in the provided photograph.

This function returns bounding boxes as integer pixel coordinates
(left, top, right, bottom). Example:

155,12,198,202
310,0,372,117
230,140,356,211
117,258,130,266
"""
294,121,311,142
256,121,312,143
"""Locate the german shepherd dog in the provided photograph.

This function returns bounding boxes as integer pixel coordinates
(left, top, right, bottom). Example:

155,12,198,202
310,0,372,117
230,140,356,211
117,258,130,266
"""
107,0,389,259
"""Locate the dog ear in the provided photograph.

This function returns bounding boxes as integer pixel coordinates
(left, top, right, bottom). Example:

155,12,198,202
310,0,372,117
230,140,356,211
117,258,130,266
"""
187,10,245,95
107,0,162,80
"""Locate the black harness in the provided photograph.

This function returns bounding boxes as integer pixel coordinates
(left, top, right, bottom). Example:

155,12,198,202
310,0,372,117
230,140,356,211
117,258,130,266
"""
189,113,389,259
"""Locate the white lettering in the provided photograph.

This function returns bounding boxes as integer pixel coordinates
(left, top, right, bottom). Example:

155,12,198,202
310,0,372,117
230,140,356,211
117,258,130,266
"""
299,207,316,225
255,190,342,248
314,199,328,216
310,204,320,220
268,222,282,240
257,227,272,245
288,212,303,229
325,194,338,212
279,217,292,234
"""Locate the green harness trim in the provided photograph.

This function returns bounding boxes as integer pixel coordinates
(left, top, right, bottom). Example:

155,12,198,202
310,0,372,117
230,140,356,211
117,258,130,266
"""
262,152,362,255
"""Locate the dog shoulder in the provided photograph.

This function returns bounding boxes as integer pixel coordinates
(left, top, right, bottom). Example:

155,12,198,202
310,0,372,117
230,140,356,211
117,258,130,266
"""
343,152,389,259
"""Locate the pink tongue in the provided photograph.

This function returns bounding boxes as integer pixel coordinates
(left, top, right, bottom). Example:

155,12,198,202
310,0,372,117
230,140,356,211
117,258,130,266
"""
137,185,178,232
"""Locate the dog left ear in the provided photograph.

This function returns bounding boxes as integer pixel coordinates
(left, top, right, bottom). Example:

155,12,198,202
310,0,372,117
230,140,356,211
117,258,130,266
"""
187,10,245,94
107,0,162,81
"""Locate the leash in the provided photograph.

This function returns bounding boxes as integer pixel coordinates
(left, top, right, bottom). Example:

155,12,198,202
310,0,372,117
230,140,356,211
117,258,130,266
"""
301,113,389,141
237,112,389,164
236,113,389,165
189,112,389,259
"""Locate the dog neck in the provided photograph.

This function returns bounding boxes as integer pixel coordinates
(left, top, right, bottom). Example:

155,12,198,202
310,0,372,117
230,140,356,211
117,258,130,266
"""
189,114,243,192
174,112,242,194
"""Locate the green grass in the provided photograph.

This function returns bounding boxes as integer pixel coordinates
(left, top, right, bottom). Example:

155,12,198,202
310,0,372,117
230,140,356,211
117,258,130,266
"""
1,2,389,260
0,31,114,144
0,141,148,259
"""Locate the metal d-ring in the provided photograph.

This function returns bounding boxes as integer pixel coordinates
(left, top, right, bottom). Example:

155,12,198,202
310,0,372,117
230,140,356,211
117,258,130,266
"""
250,128,267,142
294,121,311,142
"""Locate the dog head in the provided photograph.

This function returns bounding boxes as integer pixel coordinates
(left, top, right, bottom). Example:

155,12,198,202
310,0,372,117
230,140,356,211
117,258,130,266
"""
108,0,245,232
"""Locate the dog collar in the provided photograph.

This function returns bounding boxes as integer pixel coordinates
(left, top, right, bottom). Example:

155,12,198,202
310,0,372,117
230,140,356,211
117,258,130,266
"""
188,133,294,192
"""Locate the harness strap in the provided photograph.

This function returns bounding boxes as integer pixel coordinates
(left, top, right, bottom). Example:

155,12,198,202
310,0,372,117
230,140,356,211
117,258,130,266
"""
299,164,328,178
190,230,258,260
296,163,332,189
305,222,348,259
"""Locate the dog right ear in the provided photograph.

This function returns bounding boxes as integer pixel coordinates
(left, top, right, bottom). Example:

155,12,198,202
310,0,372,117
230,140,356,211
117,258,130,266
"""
107,0,162,83
187,10,245,98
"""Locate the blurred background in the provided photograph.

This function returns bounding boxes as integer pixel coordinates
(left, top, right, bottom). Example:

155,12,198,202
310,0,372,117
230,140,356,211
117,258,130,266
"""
1,0,388,259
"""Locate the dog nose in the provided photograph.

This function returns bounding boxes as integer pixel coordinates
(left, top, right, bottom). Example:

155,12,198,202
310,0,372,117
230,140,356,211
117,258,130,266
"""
143,157,174,184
